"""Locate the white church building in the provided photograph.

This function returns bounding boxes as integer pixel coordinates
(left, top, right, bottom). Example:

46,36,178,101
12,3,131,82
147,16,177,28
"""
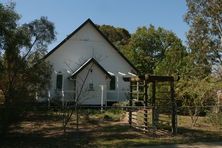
43,19,138,105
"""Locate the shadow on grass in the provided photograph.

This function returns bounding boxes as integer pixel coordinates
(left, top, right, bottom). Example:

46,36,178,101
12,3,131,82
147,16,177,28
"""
1,109,222,147
0,129,94,148
1,123,222,147
177,127,222,143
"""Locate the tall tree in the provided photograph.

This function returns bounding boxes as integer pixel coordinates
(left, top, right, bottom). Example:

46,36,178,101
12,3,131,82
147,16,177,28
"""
0,3,56,104
172,1,222,127
185,0,222,75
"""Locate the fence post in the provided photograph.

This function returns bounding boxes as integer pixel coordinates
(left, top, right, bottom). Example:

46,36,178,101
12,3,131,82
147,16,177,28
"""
170,80,177,135
144,79,148,130
129,81,133,126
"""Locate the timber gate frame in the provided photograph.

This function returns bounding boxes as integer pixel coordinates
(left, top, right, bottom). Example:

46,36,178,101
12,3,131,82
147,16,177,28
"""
124,74,177,135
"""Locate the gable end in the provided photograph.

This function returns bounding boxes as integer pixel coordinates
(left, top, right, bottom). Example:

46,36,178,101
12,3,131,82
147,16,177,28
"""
44,19,138,73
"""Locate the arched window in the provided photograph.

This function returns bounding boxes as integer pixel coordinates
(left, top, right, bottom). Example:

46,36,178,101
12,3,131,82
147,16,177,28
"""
56,74,63,90
110,76,116,90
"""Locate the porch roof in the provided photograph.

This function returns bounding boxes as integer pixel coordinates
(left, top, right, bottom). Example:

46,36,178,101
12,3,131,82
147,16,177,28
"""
70,58,112,79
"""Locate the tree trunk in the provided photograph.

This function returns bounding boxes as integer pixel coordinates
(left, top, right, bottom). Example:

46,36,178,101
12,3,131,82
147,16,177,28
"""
189,107,199,127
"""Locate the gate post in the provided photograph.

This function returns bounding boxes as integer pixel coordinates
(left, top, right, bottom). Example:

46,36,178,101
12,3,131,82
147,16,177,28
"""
170,80,177,135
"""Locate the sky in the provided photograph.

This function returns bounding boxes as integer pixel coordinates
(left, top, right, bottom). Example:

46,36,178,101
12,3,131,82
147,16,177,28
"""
1,0,189,50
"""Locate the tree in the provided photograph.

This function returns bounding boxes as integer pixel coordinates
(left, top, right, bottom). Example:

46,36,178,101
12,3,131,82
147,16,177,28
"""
185,0,222,74
125,25,186,75
154,33,187,77
175,0,222,126
0,2,56,134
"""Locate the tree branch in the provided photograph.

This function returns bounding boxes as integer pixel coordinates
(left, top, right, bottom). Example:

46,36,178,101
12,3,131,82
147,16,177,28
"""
212,48,222,65
10,38,39,87
22,37,37,60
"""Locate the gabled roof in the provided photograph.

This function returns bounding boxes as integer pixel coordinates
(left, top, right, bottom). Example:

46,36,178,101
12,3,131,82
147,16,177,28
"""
44,18,138,73
71,58,112,79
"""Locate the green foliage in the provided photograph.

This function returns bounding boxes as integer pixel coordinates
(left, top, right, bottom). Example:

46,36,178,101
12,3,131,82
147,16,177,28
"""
124,25,186,75
0,3,19,43
207,112,222,127
103,109,125,121
176,77,217,126
177,78,214,106
154,34,187,77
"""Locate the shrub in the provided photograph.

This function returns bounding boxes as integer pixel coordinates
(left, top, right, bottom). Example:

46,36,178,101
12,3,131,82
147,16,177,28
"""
207,112,222,128
103,109,125,121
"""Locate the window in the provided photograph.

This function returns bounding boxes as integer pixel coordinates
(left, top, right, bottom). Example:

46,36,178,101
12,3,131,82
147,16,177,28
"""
56,74,63,90
110,76,116,90
89,83,94,91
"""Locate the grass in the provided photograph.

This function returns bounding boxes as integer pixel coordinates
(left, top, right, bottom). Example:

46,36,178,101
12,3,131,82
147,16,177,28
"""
0,108,221,147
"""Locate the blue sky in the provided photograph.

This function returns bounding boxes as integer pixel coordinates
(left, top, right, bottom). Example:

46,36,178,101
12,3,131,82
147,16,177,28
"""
2,0,189,50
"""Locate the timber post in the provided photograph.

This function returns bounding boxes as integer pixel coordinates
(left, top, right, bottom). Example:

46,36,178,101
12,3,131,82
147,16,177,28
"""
144,79,148,129
170,80,177,135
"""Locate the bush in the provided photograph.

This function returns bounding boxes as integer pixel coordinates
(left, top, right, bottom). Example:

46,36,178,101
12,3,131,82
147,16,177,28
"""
103,109,125,121
207,112,222,127
112,101,129,107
